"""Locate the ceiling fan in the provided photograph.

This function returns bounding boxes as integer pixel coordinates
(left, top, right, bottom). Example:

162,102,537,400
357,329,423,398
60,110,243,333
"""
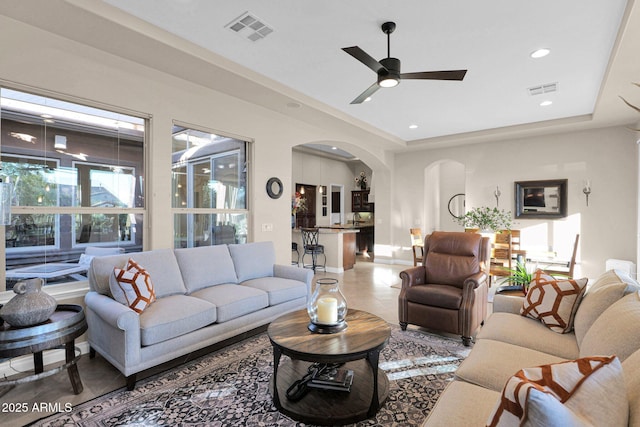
342,21,467,104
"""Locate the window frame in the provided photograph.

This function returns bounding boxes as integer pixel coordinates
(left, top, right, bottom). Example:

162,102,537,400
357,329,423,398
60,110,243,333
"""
171,121,251,249
0,85,149,292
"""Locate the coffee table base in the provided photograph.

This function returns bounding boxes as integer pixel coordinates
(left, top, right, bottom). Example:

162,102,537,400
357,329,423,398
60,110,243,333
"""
272,358,389,425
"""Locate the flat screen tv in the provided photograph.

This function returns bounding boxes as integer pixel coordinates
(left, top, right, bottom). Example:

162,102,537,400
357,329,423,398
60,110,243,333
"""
523,187,545,207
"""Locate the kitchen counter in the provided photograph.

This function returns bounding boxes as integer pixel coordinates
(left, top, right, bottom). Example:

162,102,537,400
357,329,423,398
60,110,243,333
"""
292,227,359,272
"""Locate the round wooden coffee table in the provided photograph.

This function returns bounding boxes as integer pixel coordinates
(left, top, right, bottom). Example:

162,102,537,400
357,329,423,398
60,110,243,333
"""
0,304,87,394
268,308,391,425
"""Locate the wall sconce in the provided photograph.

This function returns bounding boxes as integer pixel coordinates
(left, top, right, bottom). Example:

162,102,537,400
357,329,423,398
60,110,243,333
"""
494,186,501,207
583,180,591,206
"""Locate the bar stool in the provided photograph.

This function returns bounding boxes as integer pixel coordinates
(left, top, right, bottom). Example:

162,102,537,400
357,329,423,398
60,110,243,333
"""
292,242,300,266
301,228,326,273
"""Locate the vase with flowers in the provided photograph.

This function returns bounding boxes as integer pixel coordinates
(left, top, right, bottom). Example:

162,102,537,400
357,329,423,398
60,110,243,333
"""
291,191,307,228
355,171,368,190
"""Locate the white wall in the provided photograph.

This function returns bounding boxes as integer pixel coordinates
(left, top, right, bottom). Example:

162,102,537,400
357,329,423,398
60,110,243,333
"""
393,126,638,278
1,14,636,278
0,16,393,266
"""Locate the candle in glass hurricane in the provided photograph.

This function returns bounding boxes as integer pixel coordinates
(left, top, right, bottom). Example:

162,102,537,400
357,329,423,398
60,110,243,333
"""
307,278,347,333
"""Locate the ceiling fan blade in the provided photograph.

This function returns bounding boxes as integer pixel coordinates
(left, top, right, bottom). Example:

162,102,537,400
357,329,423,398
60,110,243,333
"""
400,70,467,81
342,46,385,74
350,82,380,104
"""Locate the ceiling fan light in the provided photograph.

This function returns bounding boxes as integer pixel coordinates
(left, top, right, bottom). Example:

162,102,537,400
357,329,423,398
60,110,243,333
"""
379,77,399,88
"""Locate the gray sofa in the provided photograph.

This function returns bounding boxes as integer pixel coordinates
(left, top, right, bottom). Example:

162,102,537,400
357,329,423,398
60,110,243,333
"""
84,241,313,390
424,269,640,426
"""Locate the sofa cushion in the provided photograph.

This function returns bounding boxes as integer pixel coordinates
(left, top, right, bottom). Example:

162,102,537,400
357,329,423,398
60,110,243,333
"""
476,312,579,359
109,259,157,314
422,380,500,427
190,283,269,323
90,249,186,298
580,291,640,361
586,268,640,291
455,339,565,392
139,295,216,346
574,269,640,346
574,283,627,346
623,349,640,427
228,241,275,282
174,245,238,293
405,284,462,310
486,356,627,427
242,277,307,306
520,270,588,333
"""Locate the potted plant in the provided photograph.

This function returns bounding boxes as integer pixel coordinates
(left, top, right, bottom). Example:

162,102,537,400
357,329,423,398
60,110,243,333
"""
497,261,533,294
455,206,512,233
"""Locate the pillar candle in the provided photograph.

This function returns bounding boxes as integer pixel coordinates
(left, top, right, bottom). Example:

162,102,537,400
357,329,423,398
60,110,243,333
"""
316,297,338,324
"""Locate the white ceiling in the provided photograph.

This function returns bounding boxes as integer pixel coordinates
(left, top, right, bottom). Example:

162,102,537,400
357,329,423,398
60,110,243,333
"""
98,0,635,144
1,1,639,152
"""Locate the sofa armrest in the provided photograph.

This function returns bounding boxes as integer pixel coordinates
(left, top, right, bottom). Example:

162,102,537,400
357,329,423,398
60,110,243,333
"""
85,291,139,331
274,264,314,296
493,294,525,314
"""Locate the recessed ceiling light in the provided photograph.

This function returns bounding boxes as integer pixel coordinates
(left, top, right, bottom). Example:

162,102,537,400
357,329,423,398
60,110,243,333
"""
531,48,551,59
409,124,418,129
331,146,337,150
540,100,553,107
364,97,372,102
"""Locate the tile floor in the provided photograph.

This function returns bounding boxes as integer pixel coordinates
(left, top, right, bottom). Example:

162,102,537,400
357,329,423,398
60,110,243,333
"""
1,259,487,426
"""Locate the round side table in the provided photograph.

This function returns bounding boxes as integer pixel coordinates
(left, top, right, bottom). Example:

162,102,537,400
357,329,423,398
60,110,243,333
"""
268,308,391,425
0,304,87,394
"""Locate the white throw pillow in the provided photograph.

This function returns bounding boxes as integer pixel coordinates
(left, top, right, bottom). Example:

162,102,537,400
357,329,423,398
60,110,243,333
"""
109,258,156,314
520,270,588,333
486,356,628,427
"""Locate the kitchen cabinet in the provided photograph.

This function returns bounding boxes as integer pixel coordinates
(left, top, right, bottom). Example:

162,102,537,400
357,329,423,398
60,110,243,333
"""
352,190,372,212
343,232,356,270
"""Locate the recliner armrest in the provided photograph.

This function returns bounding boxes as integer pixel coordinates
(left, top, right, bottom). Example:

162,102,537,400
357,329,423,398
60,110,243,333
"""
463,271,488,290
399,266,427,288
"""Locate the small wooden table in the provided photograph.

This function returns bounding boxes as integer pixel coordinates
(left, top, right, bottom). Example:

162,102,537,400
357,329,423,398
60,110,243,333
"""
268,309,391,425
0,304,87,394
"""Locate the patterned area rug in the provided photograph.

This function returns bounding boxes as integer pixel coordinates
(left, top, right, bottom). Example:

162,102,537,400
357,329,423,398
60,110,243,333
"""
31,326,469,427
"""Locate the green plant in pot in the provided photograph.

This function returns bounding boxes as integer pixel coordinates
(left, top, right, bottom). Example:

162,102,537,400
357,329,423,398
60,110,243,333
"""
455,206,512,233
497,261,533,294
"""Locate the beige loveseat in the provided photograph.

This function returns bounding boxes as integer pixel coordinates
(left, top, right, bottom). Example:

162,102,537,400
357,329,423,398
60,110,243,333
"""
424,269,640,426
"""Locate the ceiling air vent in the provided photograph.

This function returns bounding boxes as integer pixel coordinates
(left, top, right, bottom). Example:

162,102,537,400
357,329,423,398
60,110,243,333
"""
528,82,558,96
226,12,273,42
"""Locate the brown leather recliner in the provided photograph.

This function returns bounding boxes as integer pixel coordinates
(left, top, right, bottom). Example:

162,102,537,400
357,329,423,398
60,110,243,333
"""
398,231,491,346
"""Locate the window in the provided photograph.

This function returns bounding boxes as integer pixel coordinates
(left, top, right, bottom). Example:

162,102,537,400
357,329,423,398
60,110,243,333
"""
172,124,248,248
0,88,146,290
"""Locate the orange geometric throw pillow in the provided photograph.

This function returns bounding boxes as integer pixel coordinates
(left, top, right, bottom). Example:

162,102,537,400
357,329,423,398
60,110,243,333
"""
520,269,588,333
486,356,625,427
109,258,156,314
